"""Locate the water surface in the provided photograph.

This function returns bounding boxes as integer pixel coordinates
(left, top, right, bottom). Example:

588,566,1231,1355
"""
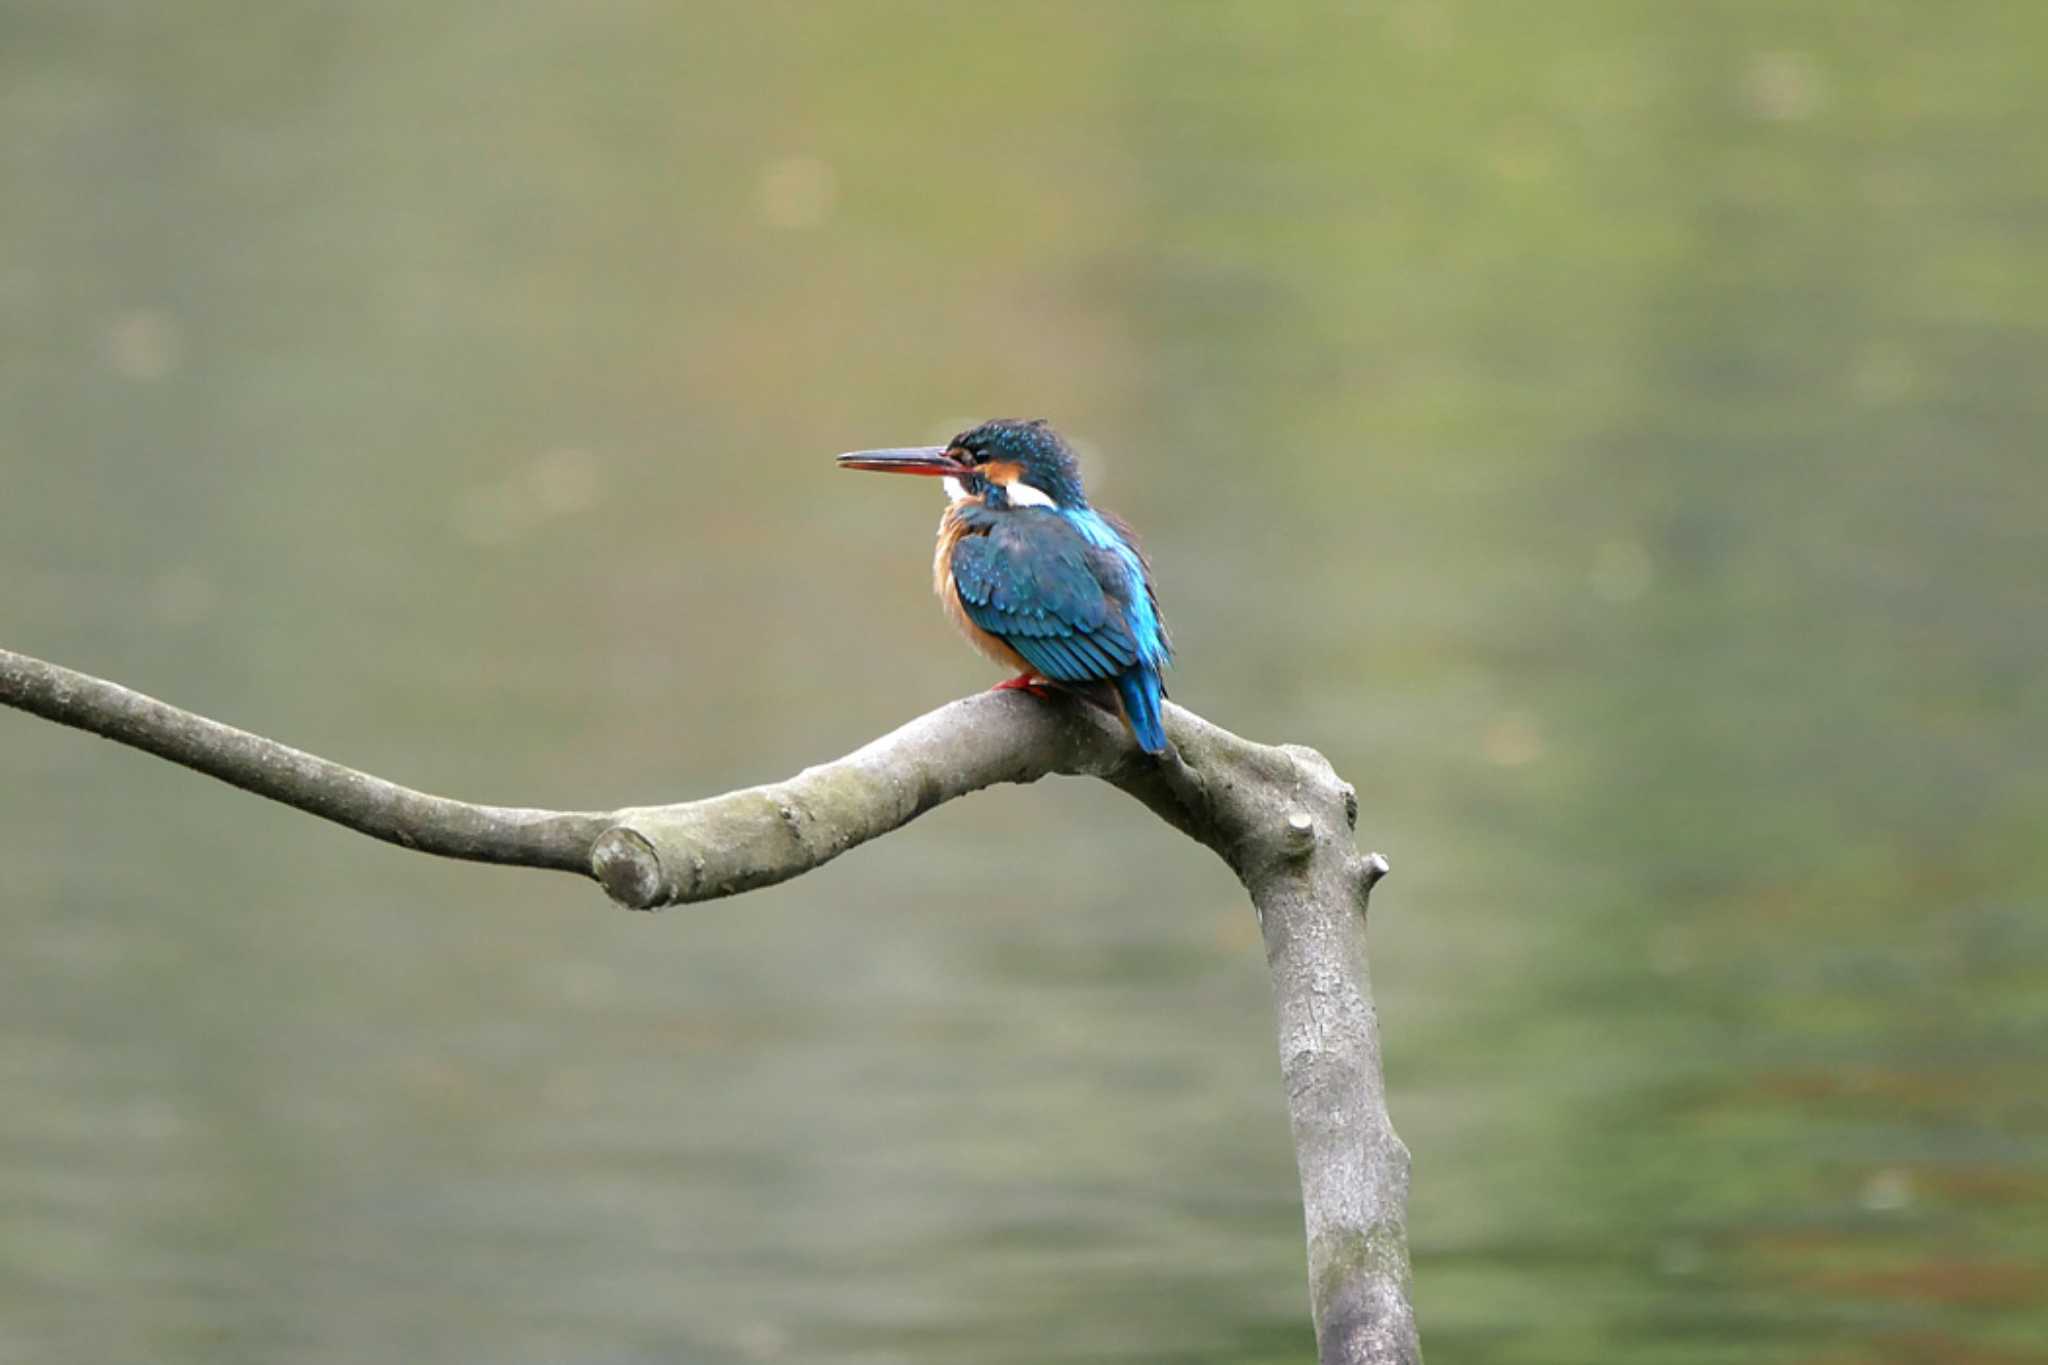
3,5,2045,1362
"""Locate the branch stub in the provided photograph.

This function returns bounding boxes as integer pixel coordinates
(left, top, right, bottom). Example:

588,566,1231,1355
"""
1283,810,1318,857
591,826,667,910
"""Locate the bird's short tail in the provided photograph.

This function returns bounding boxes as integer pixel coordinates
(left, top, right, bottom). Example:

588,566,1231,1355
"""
1115,668,1169,755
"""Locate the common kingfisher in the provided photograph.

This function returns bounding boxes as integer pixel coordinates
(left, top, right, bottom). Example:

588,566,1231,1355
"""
837,418,1173,755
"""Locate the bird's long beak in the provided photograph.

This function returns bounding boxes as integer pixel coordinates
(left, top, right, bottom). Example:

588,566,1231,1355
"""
835,446,965,477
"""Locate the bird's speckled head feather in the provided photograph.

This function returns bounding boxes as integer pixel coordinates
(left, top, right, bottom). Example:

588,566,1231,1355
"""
950,418,1088,510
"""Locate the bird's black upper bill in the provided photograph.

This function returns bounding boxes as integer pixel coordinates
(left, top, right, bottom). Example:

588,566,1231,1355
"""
835,446,966,477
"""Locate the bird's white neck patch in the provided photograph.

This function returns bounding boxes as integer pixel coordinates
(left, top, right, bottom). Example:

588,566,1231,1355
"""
1003,480,1058,509
940,474,1057,509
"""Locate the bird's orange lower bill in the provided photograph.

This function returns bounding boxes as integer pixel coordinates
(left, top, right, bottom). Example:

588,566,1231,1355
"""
835,447,965,476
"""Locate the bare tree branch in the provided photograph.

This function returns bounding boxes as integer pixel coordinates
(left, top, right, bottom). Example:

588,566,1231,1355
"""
0,644,1419,1364
1,647,609,870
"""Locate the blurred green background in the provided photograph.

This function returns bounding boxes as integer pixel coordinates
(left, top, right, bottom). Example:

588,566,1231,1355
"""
3,3,2045,1362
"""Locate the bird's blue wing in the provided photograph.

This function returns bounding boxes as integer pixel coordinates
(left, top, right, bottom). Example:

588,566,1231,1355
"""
950,516,1141,683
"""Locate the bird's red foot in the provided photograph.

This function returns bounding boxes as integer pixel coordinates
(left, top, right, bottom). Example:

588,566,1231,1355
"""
991,672,1056,700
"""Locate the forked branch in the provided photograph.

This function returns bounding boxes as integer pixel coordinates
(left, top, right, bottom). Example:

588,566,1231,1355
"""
0,644,1419,1364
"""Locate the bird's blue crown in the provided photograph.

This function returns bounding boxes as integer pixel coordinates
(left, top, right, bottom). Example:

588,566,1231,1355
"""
952,418,1089,510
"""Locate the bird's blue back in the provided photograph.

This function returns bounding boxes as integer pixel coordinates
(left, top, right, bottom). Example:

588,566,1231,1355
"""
1067,508,1170,754
949,503,1171,753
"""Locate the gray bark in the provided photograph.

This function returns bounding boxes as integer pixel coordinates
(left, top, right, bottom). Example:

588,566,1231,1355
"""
1,644,1419,1363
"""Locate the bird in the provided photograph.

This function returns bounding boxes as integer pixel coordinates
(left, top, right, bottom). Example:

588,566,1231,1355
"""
836,418,1173,755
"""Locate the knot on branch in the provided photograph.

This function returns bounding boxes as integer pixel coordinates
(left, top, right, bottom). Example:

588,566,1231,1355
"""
1283,810,1319,857
591,827,666,909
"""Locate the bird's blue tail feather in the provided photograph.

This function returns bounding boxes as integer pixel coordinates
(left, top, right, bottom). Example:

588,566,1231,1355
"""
1116,668,1169,755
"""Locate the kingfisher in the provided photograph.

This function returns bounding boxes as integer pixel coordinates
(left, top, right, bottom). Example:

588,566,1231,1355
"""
837,418,1173,754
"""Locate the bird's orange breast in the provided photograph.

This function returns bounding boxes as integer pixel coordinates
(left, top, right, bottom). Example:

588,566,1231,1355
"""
934,505,1032,673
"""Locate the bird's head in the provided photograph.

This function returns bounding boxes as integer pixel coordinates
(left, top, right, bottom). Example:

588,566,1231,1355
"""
837,418,1088,511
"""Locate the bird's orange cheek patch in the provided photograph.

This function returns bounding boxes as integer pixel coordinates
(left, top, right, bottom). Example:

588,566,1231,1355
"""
981,460,1058,508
